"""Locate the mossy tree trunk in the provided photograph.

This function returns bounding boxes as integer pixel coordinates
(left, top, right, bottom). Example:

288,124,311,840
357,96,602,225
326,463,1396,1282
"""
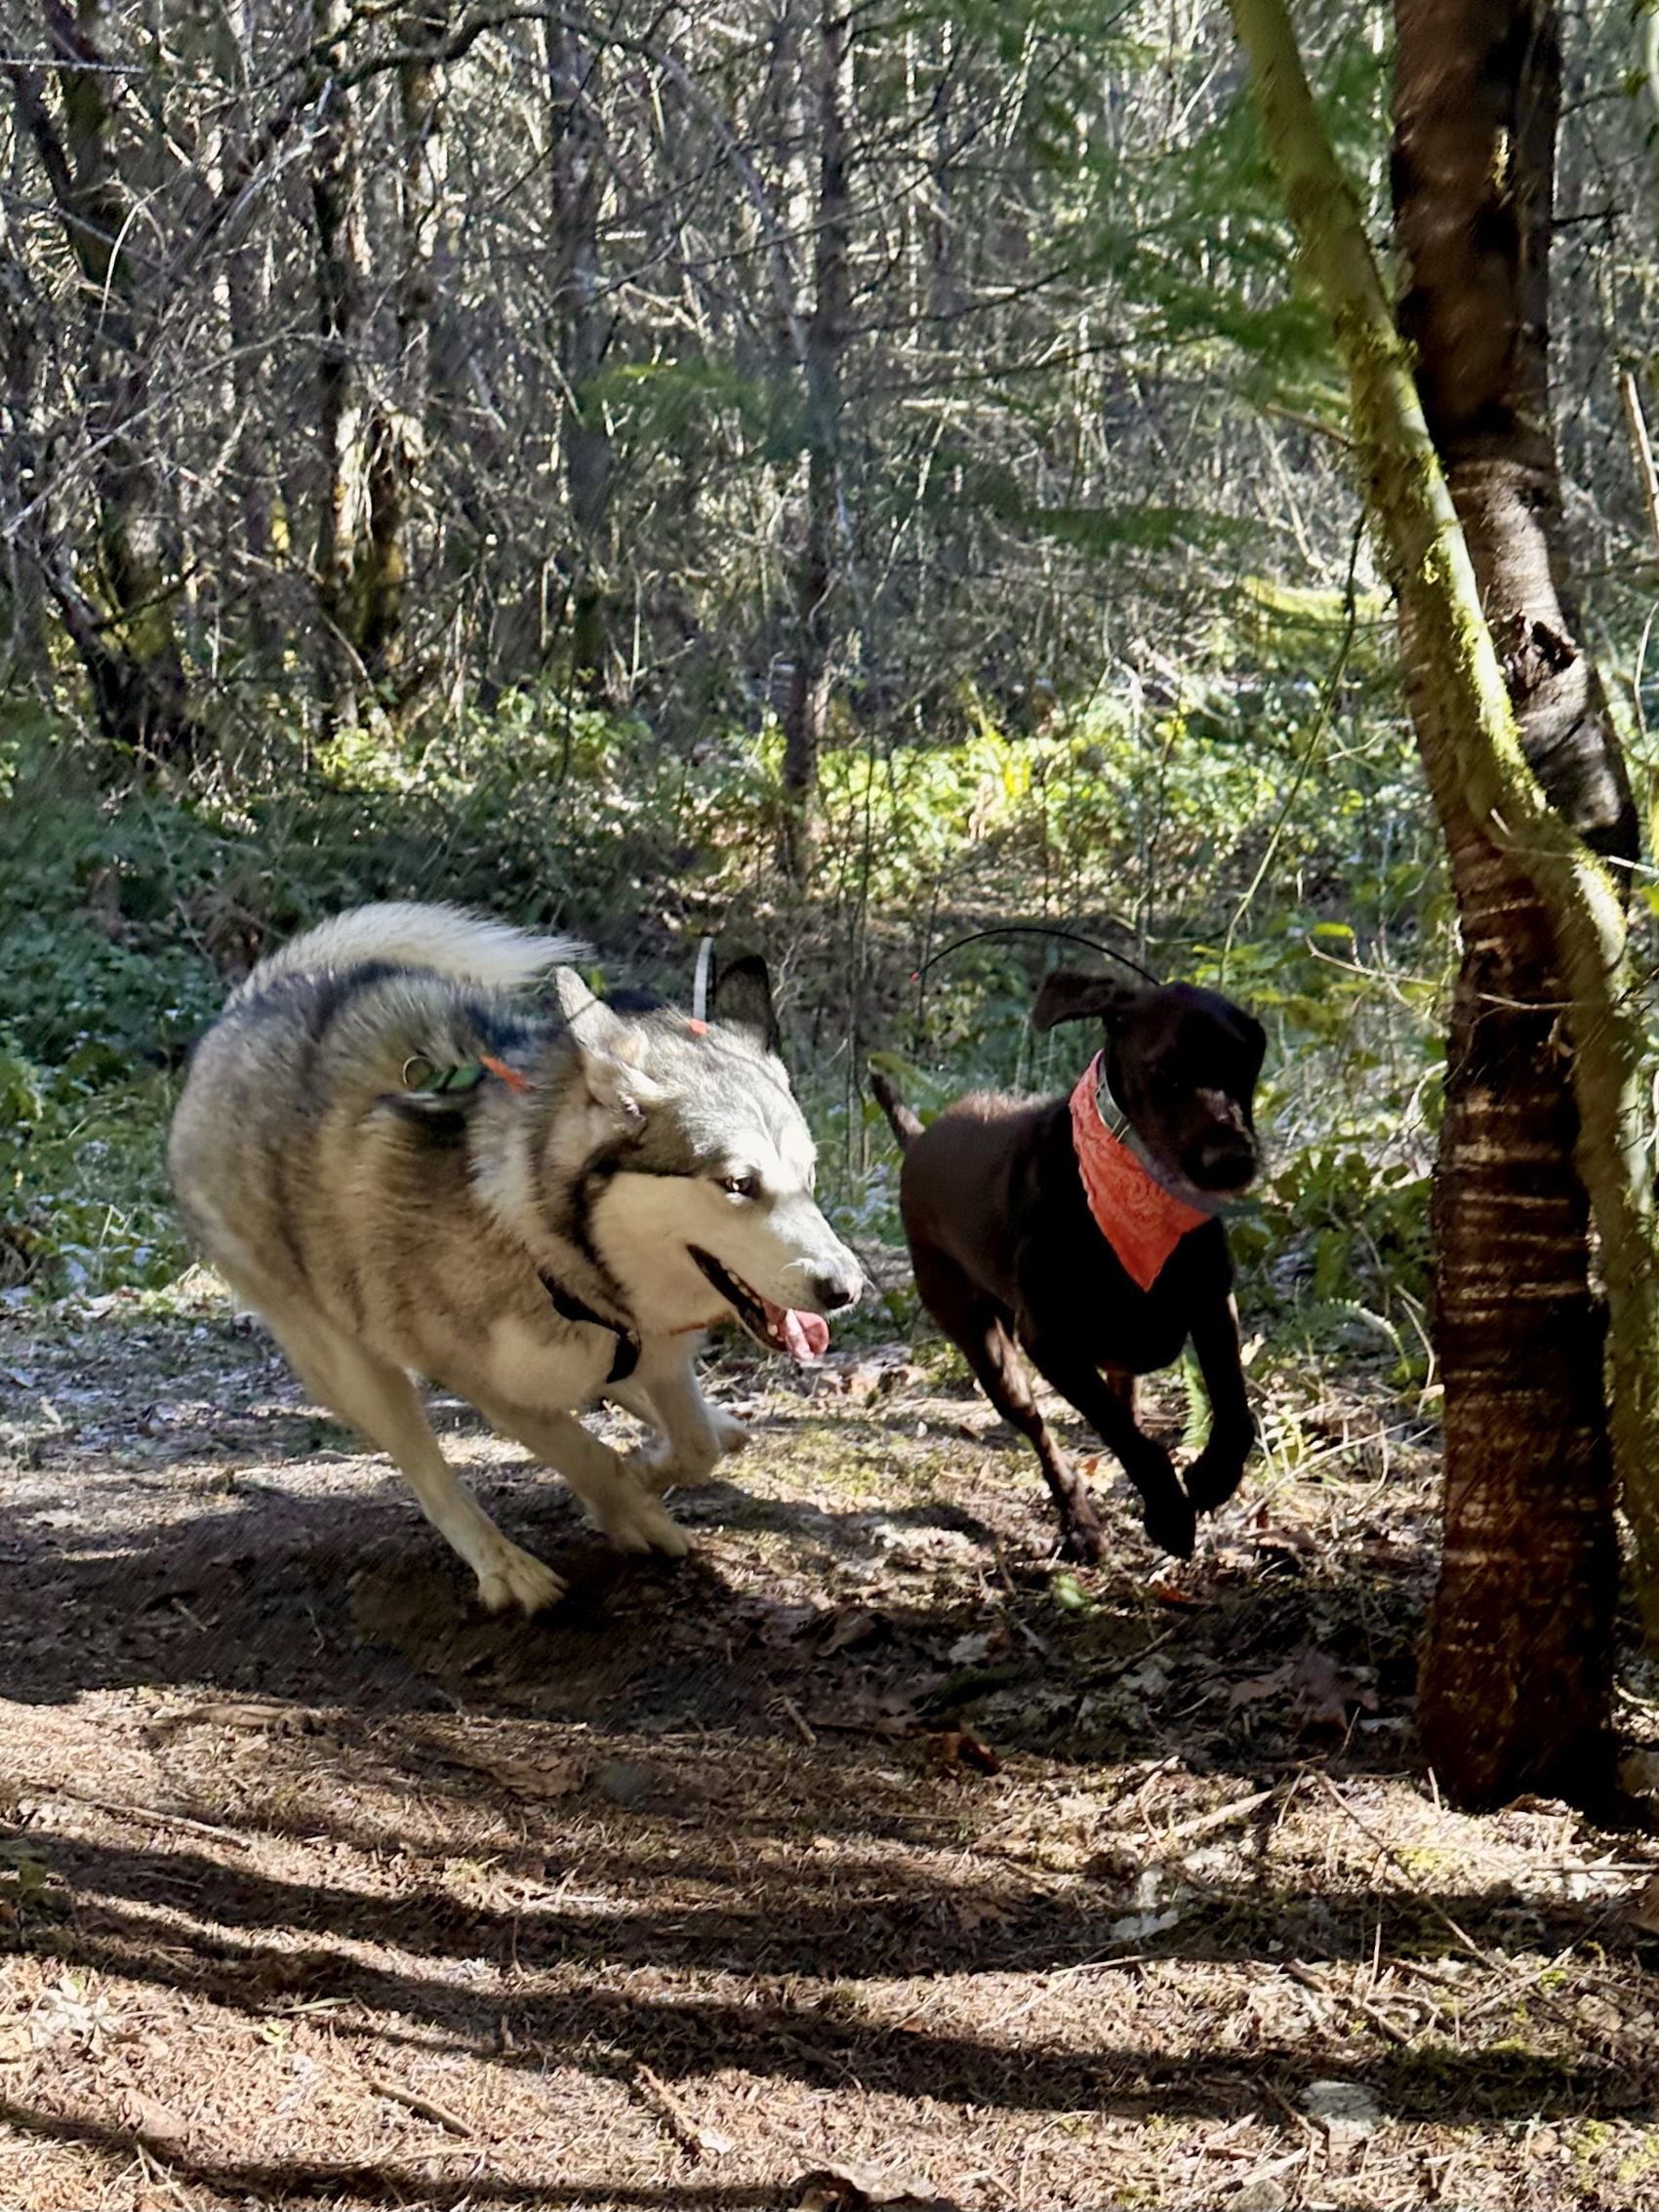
1229,0,1659,1808
1393,0,1636,1806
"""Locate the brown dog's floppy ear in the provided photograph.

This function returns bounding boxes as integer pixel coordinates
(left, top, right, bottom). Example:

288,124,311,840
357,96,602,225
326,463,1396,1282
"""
1032,969,1142,1032
714,952,784,1055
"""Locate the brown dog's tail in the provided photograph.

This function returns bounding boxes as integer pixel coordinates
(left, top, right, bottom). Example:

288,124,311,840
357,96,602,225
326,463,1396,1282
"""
870,1066,923,1150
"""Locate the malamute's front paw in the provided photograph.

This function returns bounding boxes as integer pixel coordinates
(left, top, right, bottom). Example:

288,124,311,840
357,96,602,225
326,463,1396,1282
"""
597,1481,693,1558
710,1409,749,1455
627,1437,718,1494
473,1542,567,1617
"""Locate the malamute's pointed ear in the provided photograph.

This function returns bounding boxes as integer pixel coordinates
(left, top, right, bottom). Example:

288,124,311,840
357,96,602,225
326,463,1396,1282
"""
579,1048,667,1123
1032,970,1144,1032
714,952,783,1056
553,967,599,1023
553,972,667,1121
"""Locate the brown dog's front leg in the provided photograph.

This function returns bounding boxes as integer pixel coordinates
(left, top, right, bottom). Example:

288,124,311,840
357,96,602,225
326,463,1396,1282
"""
950,1307,1111,1563
1021,1332,1196,1559
1183,1294,1256,1515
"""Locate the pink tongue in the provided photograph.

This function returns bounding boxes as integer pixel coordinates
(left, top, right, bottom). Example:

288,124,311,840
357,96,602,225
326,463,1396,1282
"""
771,1303,830,1362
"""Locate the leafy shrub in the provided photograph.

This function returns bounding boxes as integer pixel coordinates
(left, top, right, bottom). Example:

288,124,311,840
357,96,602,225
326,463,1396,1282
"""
0,642,1447,1326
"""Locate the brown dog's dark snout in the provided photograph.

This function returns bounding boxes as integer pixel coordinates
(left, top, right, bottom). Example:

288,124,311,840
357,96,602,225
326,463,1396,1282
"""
1195,1087,1249,1130
1187,1088,1258,1192
1107,991,1266,1198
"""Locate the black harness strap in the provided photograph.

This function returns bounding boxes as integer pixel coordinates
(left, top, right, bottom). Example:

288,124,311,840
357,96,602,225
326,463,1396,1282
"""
540,1273,640,1383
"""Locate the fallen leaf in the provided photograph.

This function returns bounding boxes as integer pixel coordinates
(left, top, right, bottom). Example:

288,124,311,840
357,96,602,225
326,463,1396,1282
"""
845,1361,918,1403
812,1605,885,1657
426,1741,583,1799
1302,2077,1381,2131
595,1759,651,1807
794,2156,952,2209
806,1687,919,1738
1233,2178,1291,2212
1107,1906,1183,1942
1229,1663,1296,1709
946,1629,999,1665
760,1601,824,1646
1289,1647,1377,1734
189,1700,297,1730
1148,1578,1200,1606
123,2089,189,2148
1628,1870,1659,1935
1,1853,52,1896
936,1728,1001,1776
1250,1519,1320,1556
0,2018,30,2065
482,1756,583,1799
952,1894,1015,1933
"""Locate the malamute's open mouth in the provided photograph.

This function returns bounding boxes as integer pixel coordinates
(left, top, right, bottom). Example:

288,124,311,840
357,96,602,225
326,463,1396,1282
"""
689,1247,830,1363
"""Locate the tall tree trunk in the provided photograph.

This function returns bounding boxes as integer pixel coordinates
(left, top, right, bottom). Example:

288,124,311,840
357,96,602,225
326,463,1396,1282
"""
309,0,370,729
1394,0,1636,1805
6,1,203,764
354,0,450,693
0,241,48,685
223,0,275,666
1228,0,1659,1811
308,0,416,719
547,18,612,696
224,239,274,662
780,0,852,879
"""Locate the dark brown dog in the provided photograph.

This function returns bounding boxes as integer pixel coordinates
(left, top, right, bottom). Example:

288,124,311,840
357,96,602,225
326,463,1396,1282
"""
871,971,1266,1560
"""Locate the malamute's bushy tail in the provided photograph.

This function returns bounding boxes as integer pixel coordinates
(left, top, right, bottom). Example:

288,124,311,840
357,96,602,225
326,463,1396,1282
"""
228,902,589,1009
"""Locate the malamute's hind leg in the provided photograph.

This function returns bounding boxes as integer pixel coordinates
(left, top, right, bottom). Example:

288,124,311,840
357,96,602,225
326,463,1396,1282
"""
268,1318,567,1616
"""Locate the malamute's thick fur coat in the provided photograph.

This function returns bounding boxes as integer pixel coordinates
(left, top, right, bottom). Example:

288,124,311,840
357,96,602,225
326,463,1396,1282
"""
170,904,862,1613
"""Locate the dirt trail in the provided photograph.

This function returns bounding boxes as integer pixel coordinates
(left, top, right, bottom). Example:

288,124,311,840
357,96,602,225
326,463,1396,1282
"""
2,1296,1657,2209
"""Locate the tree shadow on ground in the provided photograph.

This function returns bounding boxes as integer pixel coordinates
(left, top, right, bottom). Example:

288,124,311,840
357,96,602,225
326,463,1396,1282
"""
39,1823,1653,1995
16,1819,1659,2128
0,2094,798,2211
0,1455,1428,1790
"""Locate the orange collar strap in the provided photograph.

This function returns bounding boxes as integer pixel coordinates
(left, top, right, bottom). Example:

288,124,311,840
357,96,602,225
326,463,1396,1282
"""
478,1052,532,1093
402,1052,532,1097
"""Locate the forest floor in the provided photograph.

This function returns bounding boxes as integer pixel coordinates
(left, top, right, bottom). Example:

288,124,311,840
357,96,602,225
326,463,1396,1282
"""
2,1285,1658,2212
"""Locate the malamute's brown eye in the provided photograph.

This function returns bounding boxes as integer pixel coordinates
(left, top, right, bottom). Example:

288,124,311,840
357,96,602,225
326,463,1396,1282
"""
720,1170,761,1200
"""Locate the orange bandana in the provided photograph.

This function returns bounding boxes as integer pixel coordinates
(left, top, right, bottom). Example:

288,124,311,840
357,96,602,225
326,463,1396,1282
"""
1070,1055,1214,1293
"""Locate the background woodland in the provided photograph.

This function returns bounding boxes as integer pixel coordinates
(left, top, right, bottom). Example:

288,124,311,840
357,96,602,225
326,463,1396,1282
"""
7,0,1659,1790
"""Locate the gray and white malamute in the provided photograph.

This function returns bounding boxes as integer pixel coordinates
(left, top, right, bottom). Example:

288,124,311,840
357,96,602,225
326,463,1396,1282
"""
169,904,862,1614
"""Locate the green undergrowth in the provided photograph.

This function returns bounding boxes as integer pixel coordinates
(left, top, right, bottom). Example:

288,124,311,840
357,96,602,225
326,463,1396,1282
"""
1,652,1444,1372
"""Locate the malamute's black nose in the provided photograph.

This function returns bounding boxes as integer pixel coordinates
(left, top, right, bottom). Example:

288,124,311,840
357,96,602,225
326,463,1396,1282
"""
814,1268,861,1311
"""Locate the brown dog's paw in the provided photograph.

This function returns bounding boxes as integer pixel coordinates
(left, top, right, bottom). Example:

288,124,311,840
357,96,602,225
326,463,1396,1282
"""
1061,1510,1110,1564
1185,1446,1247,1515
1140,1486,1196,1559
